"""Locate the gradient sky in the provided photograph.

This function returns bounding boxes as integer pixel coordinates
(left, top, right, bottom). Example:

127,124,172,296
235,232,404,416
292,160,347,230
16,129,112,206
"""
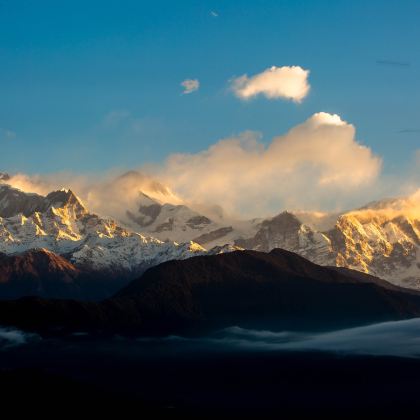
0,0,419,178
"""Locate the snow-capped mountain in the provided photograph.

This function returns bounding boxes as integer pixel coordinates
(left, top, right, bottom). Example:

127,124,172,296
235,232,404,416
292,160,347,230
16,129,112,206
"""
235,203,420,289
2,169,420,292
121,180,420,289
123,191,217,242
121,188,259,247
0,183,206,275
76,169,241,245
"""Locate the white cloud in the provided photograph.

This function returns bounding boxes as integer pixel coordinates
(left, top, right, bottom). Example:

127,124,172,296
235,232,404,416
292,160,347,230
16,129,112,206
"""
181,79,200,95
210,10,219,17
231,65,310,102
157,112,381,216
1,170,182,222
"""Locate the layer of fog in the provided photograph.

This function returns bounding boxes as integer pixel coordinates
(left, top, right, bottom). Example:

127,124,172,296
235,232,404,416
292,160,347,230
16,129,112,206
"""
3,318,420,358
140,318,420,358
0,327,40,349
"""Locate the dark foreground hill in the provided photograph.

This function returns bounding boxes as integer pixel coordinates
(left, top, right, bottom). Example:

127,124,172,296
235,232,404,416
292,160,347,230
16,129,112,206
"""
1,248,420,335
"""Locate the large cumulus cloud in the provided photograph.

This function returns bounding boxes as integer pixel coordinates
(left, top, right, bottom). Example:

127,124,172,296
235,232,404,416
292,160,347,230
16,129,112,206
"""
2,113,384,219
158,112,382,216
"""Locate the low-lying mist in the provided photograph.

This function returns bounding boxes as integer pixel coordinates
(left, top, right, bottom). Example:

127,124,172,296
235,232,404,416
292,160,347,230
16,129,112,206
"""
4,318,420,359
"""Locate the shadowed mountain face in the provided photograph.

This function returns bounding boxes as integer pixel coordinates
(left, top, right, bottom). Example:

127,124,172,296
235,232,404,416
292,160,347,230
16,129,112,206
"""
0,186,87,219
0,249,80,299
1,249,420,336
0,249,132,300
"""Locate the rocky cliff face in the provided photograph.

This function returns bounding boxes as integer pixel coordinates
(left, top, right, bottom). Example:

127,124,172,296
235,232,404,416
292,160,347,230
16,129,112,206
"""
235,206,420,289
2,171,420,292
0,184,206,275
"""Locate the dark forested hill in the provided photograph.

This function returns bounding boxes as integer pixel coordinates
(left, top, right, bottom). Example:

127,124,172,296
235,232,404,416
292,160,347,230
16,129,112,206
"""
1,249,420,335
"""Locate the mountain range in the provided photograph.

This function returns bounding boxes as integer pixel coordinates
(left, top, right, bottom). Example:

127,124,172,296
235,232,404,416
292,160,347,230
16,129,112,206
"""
100,171,420,289
0,182,209,298
1,171,420,299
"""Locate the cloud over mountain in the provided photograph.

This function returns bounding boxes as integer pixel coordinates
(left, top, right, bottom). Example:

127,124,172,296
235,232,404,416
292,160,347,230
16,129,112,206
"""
2,113,383,218
158,112,382,216
231,66,310,102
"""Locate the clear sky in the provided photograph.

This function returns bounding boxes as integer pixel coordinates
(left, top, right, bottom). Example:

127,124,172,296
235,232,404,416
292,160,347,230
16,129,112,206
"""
0,0,419,181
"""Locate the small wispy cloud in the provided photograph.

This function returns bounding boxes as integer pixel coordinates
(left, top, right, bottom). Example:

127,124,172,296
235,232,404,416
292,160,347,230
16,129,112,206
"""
102,110,131,128
398,128,420,134
101,110,162,138
210,10,219,17
181,79,200,95
376,60,411,67
0,128,16,140
230,66,310,102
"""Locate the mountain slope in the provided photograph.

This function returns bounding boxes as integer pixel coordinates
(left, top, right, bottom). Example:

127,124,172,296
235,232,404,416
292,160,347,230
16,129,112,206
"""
115,248,420,333
0,183,207,298
122,191,249,246
0,248,136,300
109,170,258,246
2,171,420,292
116,178,420,290
114,171,420,290
235,204,420,289
0,248,81,299
124,192,217,241
1,249,420,335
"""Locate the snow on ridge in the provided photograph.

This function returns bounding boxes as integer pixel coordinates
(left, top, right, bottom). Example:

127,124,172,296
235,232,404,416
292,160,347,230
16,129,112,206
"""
0,184,208,273
2,177,420,290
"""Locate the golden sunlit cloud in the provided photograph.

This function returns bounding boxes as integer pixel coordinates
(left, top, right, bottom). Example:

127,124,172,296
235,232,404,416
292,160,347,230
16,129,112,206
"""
231,65,310,102
1,113,391,219
157,112,381,216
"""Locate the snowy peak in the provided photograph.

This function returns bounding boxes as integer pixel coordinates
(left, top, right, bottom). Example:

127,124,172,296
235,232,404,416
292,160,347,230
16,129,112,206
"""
0,184,206,277
0,184,46,218
114,170,181,204
235,211,308,252
0,184,86,220
124,191,216,242
44,189,87,219
2,170,420,294
235,204,420,289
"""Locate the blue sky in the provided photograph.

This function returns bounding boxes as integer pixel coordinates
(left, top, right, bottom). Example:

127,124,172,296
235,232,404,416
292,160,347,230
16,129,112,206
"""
0,0,419,178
